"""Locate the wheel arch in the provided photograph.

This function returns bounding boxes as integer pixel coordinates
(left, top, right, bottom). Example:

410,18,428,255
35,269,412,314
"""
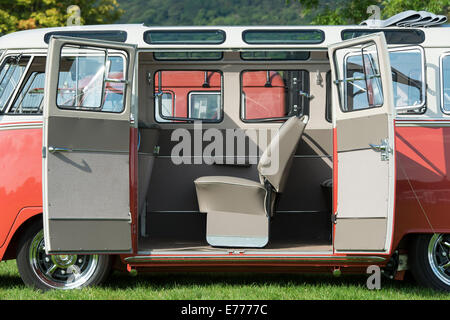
1,210,42,261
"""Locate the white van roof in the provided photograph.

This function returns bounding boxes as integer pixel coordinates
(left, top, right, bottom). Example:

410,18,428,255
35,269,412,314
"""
0,24,448,50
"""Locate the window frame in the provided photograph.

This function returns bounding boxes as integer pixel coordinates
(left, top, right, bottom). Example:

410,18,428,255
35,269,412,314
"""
8,71,46,115
55,45,129,114
389,45,426,113
44,30,128,44
341,29,425,45
0,54,34,114
239,69,310,123
240,51,311,61
242,29,325,45
153,69,224,124
341,44,385,113
144,30,226,45
439,52,450,115
153,51,224,61
154,90,175,123
343,45,426,114
188,91,222,121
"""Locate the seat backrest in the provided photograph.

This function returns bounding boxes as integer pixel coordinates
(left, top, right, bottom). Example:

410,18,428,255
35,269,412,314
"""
257,115,308,193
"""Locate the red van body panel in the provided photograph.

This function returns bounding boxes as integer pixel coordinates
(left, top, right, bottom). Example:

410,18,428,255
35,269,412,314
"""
0,124,43,260
392,122,450,250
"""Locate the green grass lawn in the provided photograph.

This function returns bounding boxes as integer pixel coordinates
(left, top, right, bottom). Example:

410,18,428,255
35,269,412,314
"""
0,260,449,300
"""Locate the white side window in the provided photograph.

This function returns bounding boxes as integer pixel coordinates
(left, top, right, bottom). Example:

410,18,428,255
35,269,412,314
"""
344,46,425,112
441,54,450,114
389,47,425,111
0,56,30,111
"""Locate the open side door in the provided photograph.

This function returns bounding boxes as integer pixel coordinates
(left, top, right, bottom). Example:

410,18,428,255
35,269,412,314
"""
328,33,395,252
43,36,137,253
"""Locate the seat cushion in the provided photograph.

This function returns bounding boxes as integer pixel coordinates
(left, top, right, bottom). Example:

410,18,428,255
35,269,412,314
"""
194,176,265,189
194,176,269,248
194,176,266,214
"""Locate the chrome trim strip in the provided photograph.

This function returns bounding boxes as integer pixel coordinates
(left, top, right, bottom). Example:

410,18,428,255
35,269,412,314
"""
49,217,131,221
395,120,450,127
47,146,128,154
136,250,333,256
125,255,386,263
0,122,43,130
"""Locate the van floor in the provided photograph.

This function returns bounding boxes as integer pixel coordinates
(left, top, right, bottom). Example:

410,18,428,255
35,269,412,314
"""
138,238,332,253
138,211,333,253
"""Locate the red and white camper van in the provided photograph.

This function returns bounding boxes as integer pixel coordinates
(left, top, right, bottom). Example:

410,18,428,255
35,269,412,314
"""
0,17,450,291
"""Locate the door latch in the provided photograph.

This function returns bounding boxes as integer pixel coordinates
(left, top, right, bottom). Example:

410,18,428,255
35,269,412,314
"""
369,139,392,161
299,90,314,99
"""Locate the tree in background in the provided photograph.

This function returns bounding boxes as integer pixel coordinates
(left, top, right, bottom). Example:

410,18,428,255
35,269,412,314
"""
0,0,123,34
295,0,450,25
118,0,312,26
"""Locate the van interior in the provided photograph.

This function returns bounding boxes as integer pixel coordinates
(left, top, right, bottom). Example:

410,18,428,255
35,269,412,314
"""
136,50,335,254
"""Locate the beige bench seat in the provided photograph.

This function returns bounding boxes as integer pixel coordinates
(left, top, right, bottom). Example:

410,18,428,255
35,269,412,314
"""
194,115,309,248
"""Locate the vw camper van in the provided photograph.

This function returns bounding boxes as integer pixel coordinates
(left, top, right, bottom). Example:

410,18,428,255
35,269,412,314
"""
0,12,450,291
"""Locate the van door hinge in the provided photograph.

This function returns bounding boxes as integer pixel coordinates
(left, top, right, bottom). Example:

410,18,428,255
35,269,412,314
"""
42,146,47,159
332,213,337,224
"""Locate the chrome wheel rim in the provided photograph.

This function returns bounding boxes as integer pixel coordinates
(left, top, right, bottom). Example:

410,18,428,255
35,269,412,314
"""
29,230,99,289
428,233,450,286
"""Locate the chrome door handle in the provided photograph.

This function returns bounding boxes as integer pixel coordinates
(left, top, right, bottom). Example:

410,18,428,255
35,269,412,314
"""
369,139,392,161
48,146,72,153
369,144,387,152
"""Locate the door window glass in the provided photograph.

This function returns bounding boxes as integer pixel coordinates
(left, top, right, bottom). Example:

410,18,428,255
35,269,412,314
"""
344,44,383,111
57,46,126,113
189,92,221,120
